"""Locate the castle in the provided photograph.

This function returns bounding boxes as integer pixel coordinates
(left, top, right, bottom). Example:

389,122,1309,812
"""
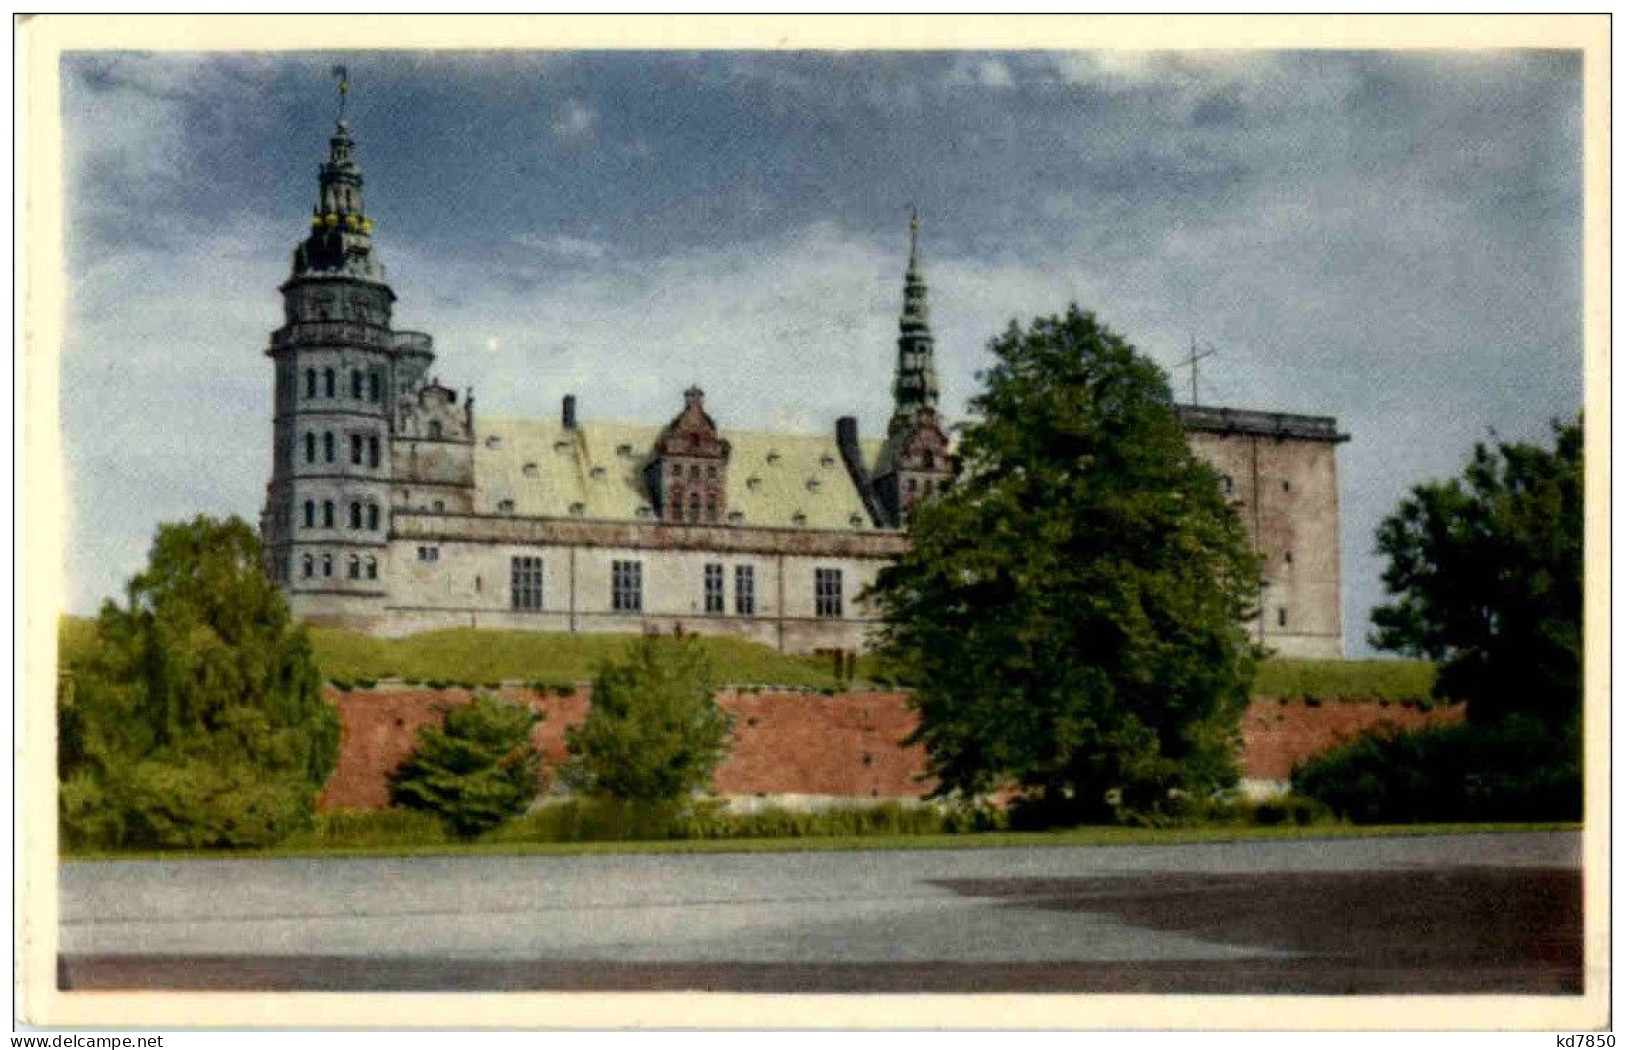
261,114,1347,658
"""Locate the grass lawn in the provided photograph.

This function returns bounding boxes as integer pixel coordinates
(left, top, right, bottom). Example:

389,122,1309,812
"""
62,821,1576,863
59,618,1439,697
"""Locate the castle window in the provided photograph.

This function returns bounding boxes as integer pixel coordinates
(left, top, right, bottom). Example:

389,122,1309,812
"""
706,465,717,480
324,432,335,463
302,554,313,578
569,502,585,516
704,563,724,614
511,556,544,611
305,433,316,464
349,502,362,529
906,478,917,494
792,512,807,526
303,500,315,528
322,501,334,528
369,372,382,402
705,495,719,522
428,421,443,440
1285,550,1294,565
611,560,643,613
433,500,445,512
351,434,364,466
735,565,756,616
687,492,701,522
815,568,843,618
1277,607,1288,627
367,504,380,531
1282,480,1291,493
305,369,316,399
1222,475,1234,495
351,369,363,400
417,546,438,562
324,368,335,398
671,463,682,478
322,553,333,578
921,452,934,470
688,465,700,481
727,511,744,525
498,499,515,514
368,436,380,468
365,557,377,580
347,555,360,579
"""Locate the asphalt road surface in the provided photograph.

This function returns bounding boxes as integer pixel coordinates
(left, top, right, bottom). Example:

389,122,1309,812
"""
59,831,1583,994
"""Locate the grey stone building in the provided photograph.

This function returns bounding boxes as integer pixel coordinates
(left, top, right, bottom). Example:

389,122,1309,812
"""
261,117,1346,657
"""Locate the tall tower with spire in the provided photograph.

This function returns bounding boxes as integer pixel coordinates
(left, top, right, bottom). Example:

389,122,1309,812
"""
873,210,953,525
261,77,438,625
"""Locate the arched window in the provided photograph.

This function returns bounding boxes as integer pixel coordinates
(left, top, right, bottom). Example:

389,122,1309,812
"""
304,432,316,463
351,369,363,399
349,502,362,529
322,500,334,528
365,556,378,580
323,368,335,398
687,491,701,522
303,500,315,528
428,421,443,440
301,554,313,578
367,504,380,531
324,432,335,462
321,553,333,577
347,555,360,579
304,369,316,399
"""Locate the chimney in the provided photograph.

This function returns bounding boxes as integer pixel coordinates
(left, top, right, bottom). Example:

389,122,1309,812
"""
836,416,887,528
562,394,577,429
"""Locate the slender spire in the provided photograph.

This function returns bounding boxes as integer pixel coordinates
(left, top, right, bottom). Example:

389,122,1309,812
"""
889,208,940,434
289,73,383,283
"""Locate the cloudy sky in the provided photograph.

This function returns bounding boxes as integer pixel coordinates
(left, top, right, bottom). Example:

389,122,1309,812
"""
58,48,1583,653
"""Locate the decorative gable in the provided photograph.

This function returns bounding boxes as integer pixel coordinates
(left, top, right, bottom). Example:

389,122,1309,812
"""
645,387,732,523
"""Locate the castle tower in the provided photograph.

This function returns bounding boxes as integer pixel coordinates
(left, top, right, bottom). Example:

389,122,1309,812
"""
874,211,952,525
261,80,434,626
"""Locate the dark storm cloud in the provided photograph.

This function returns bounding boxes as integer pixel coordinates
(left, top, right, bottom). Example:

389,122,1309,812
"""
59,49,1584,653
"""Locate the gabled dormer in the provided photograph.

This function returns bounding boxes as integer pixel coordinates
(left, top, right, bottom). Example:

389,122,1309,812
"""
645,387,731,524
397,378,473,443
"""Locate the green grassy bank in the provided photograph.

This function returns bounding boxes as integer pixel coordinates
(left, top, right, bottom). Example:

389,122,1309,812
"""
59,618,1438,699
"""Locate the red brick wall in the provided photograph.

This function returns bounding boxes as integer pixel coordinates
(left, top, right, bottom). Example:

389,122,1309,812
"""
319,686,1462,810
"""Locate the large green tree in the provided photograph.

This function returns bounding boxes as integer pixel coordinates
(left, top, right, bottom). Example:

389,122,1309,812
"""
389,694,543,839
867,307,1260,822
563,635,733,802
58,515,340,849
1370,418,1583,728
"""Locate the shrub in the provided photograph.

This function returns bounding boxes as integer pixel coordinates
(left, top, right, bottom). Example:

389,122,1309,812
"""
564,636,733,802
287,808,450,849
330,679,353,692
389,694,544,838
355,678,377,690
1292,714,1580,824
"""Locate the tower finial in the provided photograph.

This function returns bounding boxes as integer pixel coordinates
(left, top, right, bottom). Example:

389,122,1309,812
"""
332,64,350,125
907,205,920,273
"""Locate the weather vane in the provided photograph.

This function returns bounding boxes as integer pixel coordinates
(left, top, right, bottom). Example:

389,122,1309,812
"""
332,64,350,122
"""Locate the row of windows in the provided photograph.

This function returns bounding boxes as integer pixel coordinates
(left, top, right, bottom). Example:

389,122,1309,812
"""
488,558,825,618
297,552,380,580
1220,475,1293,495
304,367,384,404
302,431,382,468
302,500,382,531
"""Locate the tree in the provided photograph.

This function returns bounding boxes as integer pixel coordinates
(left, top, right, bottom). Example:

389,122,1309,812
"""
563,635,733,802
1370,418,1582,729
388,693,543,838
58,515,339,849
866,307,1260,823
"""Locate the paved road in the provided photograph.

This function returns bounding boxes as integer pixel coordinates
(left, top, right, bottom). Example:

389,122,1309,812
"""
59,832,1583,993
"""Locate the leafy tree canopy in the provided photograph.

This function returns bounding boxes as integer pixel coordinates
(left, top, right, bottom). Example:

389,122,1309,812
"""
564,635,734,802
389,693,543,839
866,307,1261,822
1370,417,1583,728
59,515,339,849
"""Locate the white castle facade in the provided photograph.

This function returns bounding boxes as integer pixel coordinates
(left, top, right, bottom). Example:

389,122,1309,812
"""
261,115,1347,658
